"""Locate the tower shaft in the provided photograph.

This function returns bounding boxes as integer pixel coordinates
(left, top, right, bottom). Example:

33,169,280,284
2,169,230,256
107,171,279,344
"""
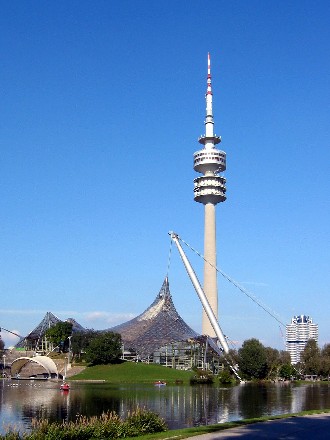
203,203,218,336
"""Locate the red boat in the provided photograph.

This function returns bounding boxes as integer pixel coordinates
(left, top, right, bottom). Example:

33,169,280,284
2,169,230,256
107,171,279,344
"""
60,382,70,391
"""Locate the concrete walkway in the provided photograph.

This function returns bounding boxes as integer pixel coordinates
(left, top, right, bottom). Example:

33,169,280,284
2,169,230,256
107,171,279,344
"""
65,365,86,377
187,413,330,439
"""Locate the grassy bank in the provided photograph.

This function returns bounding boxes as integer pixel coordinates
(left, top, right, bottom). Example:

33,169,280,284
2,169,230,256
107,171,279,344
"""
69,361,194,384
124,409,330,440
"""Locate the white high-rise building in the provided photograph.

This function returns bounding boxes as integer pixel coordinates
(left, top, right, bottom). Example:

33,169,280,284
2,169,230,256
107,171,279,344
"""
286,315,318,364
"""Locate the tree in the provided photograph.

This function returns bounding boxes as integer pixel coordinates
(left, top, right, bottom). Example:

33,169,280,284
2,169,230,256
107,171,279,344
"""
264,348,291,380
71,330,98,360
265,347,280,379
278,350,291,366
321,343,330,358
45,321,73,352
279,363,296,380
85,332,122,365
301,339,320,375
0,337,4,353
238,338,268,380
218,370,235,384
319,344,330,379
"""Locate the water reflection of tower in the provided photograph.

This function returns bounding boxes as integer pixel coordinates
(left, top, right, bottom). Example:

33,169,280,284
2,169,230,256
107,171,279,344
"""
193,54,227,336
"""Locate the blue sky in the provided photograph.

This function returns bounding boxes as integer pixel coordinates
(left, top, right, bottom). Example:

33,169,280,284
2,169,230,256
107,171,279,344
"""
1,1,329,350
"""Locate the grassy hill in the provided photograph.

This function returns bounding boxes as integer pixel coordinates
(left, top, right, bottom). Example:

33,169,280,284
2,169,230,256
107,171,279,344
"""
69,361,194,384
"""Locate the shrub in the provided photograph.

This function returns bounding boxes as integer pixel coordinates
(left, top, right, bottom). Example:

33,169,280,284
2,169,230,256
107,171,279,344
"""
125,408,167,435
218,370,235,385
190,368,214,384
2,409,167,439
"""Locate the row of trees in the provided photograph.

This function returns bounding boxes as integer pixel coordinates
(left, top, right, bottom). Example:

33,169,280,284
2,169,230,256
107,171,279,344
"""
221,338,292,381
45,322,122,365
221,338,330,381
72,330,122,365
238,339,290,380
299,339,330,378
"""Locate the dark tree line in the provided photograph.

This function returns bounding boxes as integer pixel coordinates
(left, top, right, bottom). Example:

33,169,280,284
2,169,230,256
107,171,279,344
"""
235,338,291,380
45,322,122,366
70,330,122,364
221,338,296,381
221,338,330,381
299,340,330,378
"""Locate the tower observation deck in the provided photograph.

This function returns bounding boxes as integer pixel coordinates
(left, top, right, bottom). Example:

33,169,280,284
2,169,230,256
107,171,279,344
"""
193,53,227,337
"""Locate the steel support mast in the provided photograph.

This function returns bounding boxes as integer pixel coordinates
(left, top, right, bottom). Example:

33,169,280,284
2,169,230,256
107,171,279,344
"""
169,232,242,381
169,232,229,352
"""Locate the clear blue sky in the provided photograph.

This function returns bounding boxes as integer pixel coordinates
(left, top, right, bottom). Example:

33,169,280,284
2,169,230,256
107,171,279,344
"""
1,1,329,350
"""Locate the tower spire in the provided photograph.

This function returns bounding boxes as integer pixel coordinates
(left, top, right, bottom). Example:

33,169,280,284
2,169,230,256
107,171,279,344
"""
205,52,215,141
207,52,212,95
193,53,227,337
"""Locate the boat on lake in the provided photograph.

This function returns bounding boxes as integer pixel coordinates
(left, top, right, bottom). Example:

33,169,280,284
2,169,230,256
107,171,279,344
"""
60,382,70,391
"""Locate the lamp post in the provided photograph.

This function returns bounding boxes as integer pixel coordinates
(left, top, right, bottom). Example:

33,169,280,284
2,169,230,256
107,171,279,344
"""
2,355,6,371
68,336,72,364
63,356,67,380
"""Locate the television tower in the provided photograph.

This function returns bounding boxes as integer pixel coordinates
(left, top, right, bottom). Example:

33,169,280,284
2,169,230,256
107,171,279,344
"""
193,53,226,337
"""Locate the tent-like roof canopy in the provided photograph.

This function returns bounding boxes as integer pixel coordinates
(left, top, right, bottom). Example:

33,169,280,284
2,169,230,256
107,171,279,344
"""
15,312,86,350
15,312,61,348
109,277,199,358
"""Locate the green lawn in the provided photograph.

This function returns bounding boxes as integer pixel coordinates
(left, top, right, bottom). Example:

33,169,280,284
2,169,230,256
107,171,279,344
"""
69,361,194,384
122,409,330,440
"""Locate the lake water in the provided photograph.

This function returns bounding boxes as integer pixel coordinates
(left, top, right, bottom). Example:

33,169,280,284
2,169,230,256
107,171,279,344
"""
1,379,330,434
